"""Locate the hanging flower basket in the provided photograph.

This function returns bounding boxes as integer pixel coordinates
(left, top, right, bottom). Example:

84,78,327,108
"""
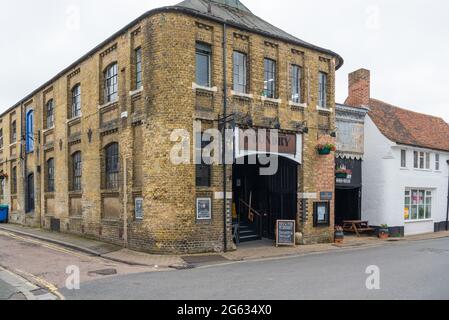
316,143,336,155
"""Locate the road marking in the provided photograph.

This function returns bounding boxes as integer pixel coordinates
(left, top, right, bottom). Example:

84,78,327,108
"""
12,268,65,300
0,230,88,259
0,266,39,300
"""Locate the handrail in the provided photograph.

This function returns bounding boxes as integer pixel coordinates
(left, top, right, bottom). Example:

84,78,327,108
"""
239,199,263,239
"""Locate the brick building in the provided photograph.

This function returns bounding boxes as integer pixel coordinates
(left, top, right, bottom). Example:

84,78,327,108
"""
0,0,343,254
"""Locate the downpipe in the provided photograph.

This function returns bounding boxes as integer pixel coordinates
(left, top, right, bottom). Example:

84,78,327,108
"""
222,23,228,252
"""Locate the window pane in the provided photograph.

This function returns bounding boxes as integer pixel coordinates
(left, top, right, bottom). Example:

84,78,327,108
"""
319,72,327,108
264,59,276,98
104,63,118,102
401,150,406,167
233,51,247,93
411,206,418,220
425,153,430,169
413,151,418,168
291,65,301,103
135,48,142,89
196,43,211,87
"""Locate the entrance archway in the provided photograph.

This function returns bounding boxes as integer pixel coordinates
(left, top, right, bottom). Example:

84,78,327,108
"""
232,156,298,242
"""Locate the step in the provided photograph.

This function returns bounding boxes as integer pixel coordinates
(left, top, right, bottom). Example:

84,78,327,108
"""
239,234,261,243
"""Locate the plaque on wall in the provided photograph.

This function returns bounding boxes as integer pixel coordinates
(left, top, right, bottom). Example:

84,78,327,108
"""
196,198,212,221
135,198,143,220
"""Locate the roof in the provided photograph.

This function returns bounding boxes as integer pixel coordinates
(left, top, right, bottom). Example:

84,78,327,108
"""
368,98,449,152
176,0,343,67
1,0,343,118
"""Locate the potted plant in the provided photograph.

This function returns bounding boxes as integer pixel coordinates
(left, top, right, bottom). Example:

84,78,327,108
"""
335,168,349,179
378,224,390,239
316,143,336,155
334,226,344,244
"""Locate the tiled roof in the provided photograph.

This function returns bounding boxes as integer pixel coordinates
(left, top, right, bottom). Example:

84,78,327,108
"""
368,98,449,152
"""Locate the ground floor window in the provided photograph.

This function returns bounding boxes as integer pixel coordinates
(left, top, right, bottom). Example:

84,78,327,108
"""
404,189,432,221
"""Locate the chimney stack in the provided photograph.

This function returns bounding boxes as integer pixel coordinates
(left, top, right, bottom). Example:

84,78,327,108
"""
345,68,371,107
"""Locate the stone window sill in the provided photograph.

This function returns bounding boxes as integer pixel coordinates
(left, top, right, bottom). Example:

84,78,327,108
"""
69,215,83,220
316,105,333,113
129,87,143,96
289,101,307,109
42,127,55,134
261,96,282,104
66,115,82,124
98,100,118,110
192,82,218,93
231,90,253,99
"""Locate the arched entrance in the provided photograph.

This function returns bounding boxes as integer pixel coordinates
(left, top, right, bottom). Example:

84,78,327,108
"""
232,156,298,242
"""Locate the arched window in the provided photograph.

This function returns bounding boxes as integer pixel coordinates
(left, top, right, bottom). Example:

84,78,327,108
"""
104,63,118,103
71,85,81,118
26,110,34,153
47,158,55,192
26,173,35,213
105,143,119,189
46,100,54,128
71,152,82,191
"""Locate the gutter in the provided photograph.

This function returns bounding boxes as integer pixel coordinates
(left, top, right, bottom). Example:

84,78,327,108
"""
1,5,343,119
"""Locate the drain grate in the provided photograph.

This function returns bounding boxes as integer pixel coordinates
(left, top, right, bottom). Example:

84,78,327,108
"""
181,255,230,267
88,268,117,276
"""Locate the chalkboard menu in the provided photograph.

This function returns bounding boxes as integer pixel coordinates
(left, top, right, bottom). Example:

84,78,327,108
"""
276,220,296,247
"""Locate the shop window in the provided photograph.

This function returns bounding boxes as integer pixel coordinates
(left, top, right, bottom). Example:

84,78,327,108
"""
404,189,432,221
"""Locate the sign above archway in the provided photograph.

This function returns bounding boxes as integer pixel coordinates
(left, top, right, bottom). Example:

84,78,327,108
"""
234,128,303,164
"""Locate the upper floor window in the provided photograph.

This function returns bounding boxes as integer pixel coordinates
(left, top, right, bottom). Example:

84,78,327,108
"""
195,42,211,87
105,143,119,190
291,65,302,103
318,72,328,108
195,132,211,187
263,58,276,99
11,166,17,194
26,110,34,153
435,154,440,171
46,100,55,129
71,84,81,118
400,150,407,168
233,51,247,93
72,151,82,191
0,129,3,149
414,151,430,169
47,158,55,192
135,48,142,89
11,121,16,143
104,63,118,103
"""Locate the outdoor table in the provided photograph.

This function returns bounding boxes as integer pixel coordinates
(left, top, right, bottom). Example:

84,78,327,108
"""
342,220,375,237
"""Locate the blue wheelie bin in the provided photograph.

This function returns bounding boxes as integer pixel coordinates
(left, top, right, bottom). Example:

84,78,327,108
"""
0,204,8,223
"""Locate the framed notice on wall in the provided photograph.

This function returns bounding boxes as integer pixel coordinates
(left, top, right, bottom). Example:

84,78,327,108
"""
196,198,212,221
313,202,330,227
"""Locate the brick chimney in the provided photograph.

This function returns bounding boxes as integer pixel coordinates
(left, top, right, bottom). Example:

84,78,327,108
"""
344,69,371,107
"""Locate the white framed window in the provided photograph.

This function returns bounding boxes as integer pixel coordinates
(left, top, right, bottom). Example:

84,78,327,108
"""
404,189,432,221
400,150,407,168
435,154,440,171
318,72,328,108
413,151,430,170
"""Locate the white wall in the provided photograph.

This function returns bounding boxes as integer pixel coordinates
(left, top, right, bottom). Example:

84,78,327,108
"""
362,116,449,235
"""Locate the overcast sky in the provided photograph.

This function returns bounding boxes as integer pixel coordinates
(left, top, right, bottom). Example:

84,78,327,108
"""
1,0,448,121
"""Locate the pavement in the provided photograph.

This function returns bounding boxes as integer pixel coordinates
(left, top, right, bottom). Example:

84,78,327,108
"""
1,223,449,268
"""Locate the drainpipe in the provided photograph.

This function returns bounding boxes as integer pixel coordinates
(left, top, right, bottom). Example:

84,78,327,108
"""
222,23,228,252
446,160,449,231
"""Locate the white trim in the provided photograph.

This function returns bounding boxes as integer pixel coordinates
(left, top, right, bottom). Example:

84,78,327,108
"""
316,105,333,113
289,101,307,109
405,219,434,224
261,96,282,104
129,87,143,96
192,82,218,92
231,90,253,99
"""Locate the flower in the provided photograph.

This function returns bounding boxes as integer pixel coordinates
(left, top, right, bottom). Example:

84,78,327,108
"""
316,143,337,151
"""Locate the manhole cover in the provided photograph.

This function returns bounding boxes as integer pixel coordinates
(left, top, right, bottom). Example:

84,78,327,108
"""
181,255,229,266
88,268,117,276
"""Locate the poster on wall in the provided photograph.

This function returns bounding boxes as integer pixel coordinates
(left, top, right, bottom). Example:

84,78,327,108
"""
196,198,212,221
